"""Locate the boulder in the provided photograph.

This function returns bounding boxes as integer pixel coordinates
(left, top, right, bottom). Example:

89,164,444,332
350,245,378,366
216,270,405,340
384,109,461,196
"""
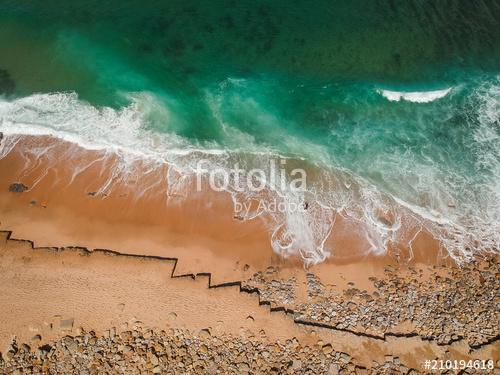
9,183,29,193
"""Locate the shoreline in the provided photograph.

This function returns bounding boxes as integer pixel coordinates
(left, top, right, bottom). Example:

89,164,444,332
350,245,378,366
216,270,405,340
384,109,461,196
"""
0,134,498,372
0,134,449,270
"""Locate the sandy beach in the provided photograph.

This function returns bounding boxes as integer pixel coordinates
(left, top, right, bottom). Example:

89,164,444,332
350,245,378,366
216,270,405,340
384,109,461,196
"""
1,1,499,372
0,134,498,374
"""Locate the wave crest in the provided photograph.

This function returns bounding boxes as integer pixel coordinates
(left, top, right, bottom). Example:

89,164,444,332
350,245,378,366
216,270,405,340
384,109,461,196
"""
378,88,452,103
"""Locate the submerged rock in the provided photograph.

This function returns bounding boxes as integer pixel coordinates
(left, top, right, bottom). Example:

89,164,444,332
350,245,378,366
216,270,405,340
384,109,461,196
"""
0,69,15,96
9,183,29,193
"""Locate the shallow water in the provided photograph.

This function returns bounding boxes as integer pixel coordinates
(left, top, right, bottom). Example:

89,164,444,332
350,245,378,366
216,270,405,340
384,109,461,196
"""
0,1,499,264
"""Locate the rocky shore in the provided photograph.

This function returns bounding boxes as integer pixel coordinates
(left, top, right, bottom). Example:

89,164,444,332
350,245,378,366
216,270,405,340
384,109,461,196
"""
0,327,428,374
244,256,499,351
0,230,498,374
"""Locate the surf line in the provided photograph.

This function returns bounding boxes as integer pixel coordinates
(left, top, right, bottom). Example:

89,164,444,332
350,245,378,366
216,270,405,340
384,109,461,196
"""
377,88,452,103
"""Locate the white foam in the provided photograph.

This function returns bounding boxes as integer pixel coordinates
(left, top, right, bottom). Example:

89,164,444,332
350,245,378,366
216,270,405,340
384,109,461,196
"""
378,88,452,103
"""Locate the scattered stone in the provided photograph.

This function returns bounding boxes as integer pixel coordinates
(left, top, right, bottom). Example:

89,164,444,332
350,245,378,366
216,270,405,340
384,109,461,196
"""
167,312,177,321
199,328,211,338
62,336,78,352
238,362,250,372
0,326,424,374
250,257,499,349
243,269,296,305
322,343,333,354
31,335,41,343
328,363,340,374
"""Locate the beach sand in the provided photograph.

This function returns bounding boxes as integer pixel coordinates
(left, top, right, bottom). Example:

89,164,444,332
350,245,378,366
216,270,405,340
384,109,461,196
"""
0,135,498,373
0,135,444,279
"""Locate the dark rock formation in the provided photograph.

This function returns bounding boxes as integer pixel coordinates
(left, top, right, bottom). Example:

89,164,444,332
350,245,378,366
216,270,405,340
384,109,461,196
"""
9,183,29,193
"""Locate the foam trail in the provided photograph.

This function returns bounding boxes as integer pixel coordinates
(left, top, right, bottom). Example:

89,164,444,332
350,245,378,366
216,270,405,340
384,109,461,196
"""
378,88,452,103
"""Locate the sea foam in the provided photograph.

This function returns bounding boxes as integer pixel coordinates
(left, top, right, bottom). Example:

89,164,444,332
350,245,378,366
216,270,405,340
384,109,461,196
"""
378,88,452,103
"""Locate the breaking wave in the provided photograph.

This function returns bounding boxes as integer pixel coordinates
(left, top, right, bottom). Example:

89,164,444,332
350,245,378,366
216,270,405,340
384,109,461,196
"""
378,88,452,103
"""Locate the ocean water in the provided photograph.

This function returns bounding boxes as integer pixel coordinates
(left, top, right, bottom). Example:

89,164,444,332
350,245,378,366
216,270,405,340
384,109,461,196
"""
0,1,499,264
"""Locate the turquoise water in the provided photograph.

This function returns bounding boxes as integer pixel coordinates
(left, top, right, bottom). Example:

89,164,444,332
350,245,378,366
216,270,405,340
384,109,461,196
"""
0,1,499,263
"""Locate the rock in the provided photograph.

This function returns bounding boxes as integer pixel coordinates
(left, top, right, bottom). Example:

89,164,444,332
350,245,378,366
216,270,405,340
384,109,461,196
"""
39,344,52,353
292,359,302,369
7,343,18,355
148,353,159,366
5,350,15,361
120,331,132,341
63,336,78,352
0,312,462,374
328,363,340,375
31,334,42,343
339,352,351,363
322,344,333,354
199,328,211,338
238,362,250,372
167,312,177,321
8,183,28,193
